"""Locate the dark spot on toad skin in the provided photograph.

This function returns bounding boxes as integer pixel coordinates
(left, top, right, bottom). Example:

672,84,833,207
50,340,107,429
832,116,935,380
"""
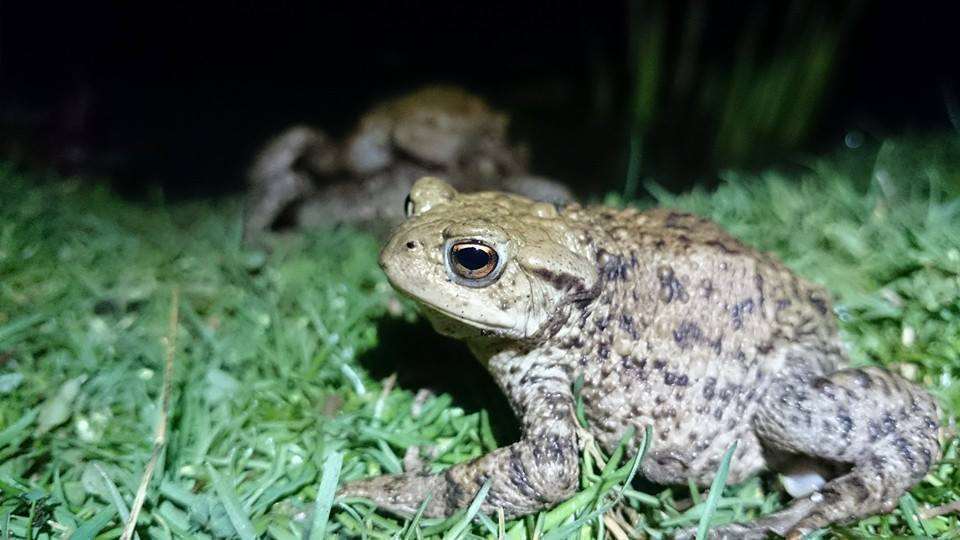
506,450,543,501
663,371,689,386
706,239,740,254
664,211,693,230
876,377,890,396
653,359,666,370
882,413,897,433
444,470,468,508
652,406,677,419
619,314,640,339
657,265,688,303
731,298,755,330
893,437,917,468
519,373,566,387
854,370,873,389
703,377,717,400
836,409,854,435
754,273,766,309
820,487,842,505
813,377,833,391
621,356,647,380
673,321,703,349
473,474,489,490
709,337,723,355
808,292,829,315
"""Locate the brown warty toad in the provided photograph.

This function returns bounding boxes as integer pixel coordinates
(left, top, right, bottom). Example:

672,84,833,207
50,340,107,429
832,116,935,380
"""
340,177,943,539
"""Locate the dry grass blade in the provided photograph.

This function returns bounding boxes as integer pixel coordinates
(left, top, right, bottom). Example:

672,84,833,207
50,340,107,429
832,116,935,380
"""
919,500,960,519
120,287,180,540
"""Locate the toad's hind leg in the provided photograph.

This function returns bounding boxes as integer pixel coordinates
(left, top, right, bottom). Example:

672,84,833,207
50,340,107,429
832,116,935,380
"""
711,366,942,539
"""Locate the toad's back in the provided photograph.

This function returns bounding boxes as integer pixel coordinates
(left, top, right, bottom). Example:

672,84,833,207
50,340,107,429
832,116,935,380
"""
551,206,847,484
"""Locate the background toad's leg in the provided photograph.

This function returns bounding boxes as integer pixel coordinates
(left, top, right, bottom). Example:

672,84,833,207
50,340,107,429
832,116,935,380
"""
244,126,337,239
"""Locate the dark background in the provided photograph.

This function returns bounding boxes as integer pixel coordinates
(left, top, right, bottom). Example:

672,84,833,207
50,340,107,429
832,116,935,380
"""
2,1,958,199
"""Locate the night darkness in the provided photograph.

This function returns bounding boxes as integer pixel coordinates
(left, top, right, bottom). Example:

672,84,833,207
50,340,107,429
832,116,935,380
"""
2,1,958,198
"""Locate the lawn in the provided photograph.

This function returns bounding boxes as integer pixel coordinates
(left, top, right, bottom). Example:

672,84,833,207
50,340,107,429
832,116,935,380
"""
1,136,959,539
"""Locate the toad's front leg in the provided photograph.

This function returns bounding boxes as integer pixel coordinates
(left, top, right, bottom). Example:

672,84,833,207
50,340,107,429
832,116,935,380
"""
338,358,579,518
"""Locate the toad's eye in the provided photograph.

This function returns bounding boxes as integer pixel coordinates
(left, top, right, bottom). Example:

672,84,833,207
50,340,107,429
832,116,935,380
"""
404,194,414,218
448,241,501,283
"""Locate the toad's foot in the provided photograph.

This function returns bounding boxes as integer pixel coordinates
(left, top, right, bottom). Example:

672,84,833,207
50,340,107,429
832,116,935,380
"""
673,497,817,539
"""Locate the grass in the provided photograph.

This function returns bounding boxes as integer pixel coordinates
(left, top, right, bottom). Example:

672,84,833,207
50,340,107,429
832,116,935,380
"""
1,135,959,538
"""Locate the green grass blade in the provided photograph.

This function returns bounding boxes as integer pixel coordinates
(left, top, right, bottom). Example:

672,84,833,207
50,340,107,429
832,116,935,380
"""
70,506,116,540
441,479,491,540
308,451,343,540
897,493,929,537
0,409,37,449
695,440,738,540
206,465,257,540
401,494,433,540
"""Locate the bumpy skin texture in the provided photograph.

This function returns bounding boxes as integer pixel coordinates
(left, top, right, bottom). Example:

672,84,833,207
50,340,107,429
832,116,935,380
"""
341,177,943,539
243,86,572,239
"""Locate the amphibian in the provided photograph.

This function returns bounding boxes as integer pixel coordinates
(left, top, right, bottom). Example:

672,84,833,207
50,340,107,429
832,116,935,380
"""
341,177,943,539
243,86,572,239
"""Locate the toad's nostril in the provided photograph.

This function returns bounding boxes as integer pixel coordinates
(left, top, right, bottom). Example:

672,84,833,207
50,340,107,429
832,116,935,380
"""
406,241,418,250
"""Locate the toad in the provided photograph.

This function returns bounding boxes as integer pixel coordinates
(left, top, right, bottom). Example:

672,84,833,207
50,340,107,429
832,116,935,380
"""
243,86,572,239
340,177,943,539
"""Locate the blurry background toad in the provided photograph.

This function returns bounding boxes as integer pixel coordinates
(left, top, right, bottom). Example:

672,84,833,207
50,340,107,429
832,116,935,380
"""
244,85,572,238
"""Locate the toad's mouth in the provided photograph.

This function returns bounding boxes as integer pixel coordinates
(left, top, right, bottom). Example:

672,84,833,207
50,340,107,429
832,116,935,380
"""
416,300,512,333
386,279,514,334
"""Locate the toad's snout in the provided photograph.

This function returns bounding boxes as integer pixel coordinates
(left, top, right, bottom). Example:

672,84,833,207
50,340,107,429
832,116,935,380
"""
378,232,423,282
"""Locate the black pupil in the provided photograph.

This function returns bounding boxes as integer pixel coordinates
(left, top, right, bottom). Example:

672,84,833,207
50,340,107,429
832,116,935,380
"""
455,246,490,271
